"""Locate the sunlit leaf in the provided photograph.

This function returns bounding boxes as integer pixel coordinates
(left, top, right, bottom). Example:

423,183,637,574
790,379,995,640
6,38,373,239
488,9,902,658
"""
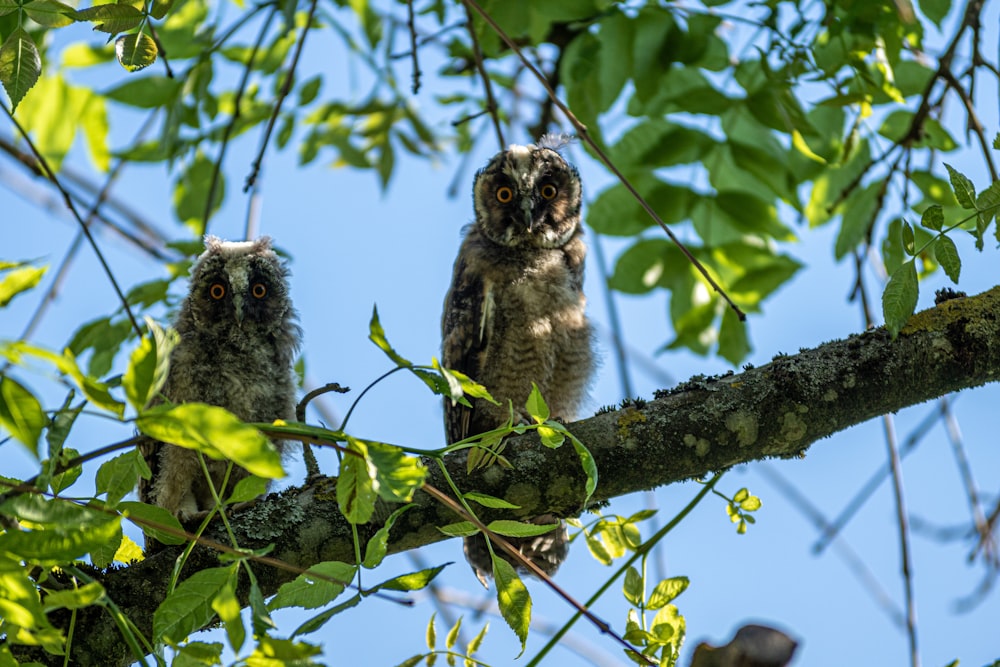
882,260,919,337
0,265,47,307
0,28,41,112
137,403,283,478
493,558,530,653
153,565,235,643
0,376,46,456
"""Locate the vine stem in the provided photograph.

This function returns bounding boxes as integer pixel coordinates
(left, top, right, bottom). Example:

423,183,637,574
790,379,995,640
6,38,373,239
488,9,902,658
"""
527,474,721,666
421,479,656,666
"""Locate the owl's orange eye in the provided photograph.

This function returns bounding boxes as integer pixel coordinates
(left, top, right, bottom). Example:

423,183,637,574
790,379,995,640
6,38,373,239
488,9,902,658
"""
496,186,514,203
209,283,226,300
251,283,267,299
540,183,558,200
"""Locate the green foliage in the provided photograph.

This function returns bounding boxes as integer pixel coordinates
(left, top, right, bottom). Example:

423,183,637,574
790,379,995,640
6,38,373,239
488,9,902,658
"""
2,1,999,664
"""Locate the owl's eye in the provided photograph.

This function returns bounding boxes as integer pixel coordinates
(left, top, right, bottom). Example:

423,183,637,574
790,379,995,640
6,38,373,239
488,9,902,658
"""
540,183,558,200
496,186,514,203
251,283,267,299
209,283,226,300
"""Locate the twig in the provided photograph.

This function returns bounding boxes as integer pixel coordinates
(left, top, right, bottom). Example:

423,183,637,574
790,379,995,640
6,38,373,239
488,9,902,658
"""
420,483,655,666
390,21,466,59
941,401,992,561
296,382,350,478
812,399,947,554
757,464,907,628
461,0,745,321
1,105,142,337
461,8,504,148
244,0,320,192
939,68,998,181
527,476,720,666
406,0,421,94
881,414,920,667
205,5,279,234
146,22,174,79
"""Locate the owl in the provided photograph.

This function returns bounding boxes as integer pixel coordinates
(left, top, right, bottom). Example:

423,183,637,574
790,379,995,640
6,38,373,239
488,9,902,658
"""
138,236,301,530
441,138,595,585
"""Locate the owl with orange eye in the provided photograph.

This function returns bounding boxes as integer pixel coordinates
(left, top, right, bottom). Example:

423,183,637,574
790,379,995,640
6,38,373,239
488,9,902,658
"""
137,236,301,531
442,137,595,585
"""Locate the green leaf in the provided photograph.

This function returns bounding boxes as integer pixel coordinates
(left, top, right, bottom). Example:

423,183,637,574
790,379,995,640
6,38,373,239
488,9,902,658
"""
718,306,750,366
445,617,462,651
42,582,105,611
882,260,919,337
105,74,180,108
918,0,950,26
933,235,961,284
96,449,150,506
0,376,46,456
608,239,689,295
0,28,41,112
368,305,412,367
536,423,565,449
123,320,177,412
22,0,75,26
172,641,224,666
834,181,881,259
485,520,559,538
623,566,643,606
367,440,426,503
153,565,235,643
336,437,376,523
363,505,414,569
492,557,531,653
270,561,356,610
290,593,361,638
173,152,222,232
647,576,689,610
426,612,437,650
0,496,121,564
137,403,284,478
372,563,447,592
463,492,520,510
438,521,479,538
569,433,598,506
944,163,976,209
525,383,549,424
74,4,144,33
0,265,46,307
226,475,267,504
920,205,943,231
118,500,186,545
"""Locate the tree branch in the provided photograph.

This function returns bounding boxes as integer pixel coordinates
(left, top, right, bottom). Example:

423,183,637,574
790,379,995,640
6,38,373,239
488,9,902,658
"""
17,286,1000,666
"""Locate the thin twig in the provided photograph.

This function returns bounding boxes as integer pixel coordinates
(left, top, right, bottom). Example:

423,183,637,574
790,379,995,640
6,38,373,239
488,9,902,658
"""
461,8,504,148
296,382,350,479
406,0,421,94
940,401,992,561
1,105,142,337
146,23,174,79
205,5,279,234
244,0,320,192
757,464,907,628
812,399,947,554
461,0,745,320
881,414,920,667
939,68,998,181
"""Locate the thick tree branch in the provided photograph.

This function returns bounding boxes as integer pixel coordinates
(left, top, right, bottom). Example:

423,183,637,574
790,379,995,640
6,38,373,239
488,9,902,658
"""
17,287,1000,666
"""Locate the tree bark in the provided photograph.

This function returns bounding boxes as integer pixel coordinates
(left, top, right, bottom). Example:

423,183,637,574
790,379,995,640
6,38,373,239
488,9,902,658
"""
16,286,1000,667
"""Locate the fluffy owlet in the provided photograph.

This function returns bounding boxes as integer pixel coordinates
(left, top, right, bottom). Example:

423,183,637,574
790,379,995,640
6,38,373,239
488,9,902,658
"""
442,138,595,585
138,236,301,529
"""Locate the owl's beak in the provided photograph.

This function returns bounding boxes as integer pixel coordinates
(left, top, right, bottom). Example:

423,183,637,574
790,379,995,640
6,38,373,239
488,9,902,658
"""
521,197,534,231
233,294,245,325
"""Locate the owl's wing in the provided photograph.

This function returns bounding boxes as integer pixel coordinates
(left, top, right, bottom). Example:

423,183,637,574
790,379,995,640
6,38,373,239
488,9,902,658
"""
442,255,492,445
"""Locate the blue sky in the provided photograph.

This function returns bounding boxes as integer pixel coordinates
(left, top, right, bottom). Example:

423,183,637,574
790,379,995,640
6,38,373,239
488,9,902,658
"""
3,2,1000,665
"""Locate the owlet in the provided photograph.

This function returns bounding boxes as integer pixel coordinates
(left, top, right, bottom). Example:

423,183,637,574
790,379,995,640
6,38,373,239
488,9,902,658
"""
441,137,595,585
138,236,301,529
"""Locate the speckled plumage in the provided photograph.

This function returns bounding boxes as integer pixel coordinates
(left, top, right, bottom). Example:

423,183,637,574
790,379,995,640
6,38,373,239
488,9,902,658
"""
138,236,301,527
442,140,595,585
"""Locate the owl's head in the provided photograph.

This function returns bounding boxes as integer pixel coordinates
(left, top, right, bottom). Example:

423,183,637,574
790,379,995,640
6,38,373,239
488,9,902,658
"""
184,236,298,343
472,141,582,248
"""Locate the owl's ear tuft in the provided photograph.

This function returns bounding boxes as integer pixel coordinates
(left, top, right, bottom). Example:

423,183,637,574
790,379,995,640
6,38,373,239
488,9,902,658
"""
203,235,225,253
251,236,274,254
537,133,575,152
